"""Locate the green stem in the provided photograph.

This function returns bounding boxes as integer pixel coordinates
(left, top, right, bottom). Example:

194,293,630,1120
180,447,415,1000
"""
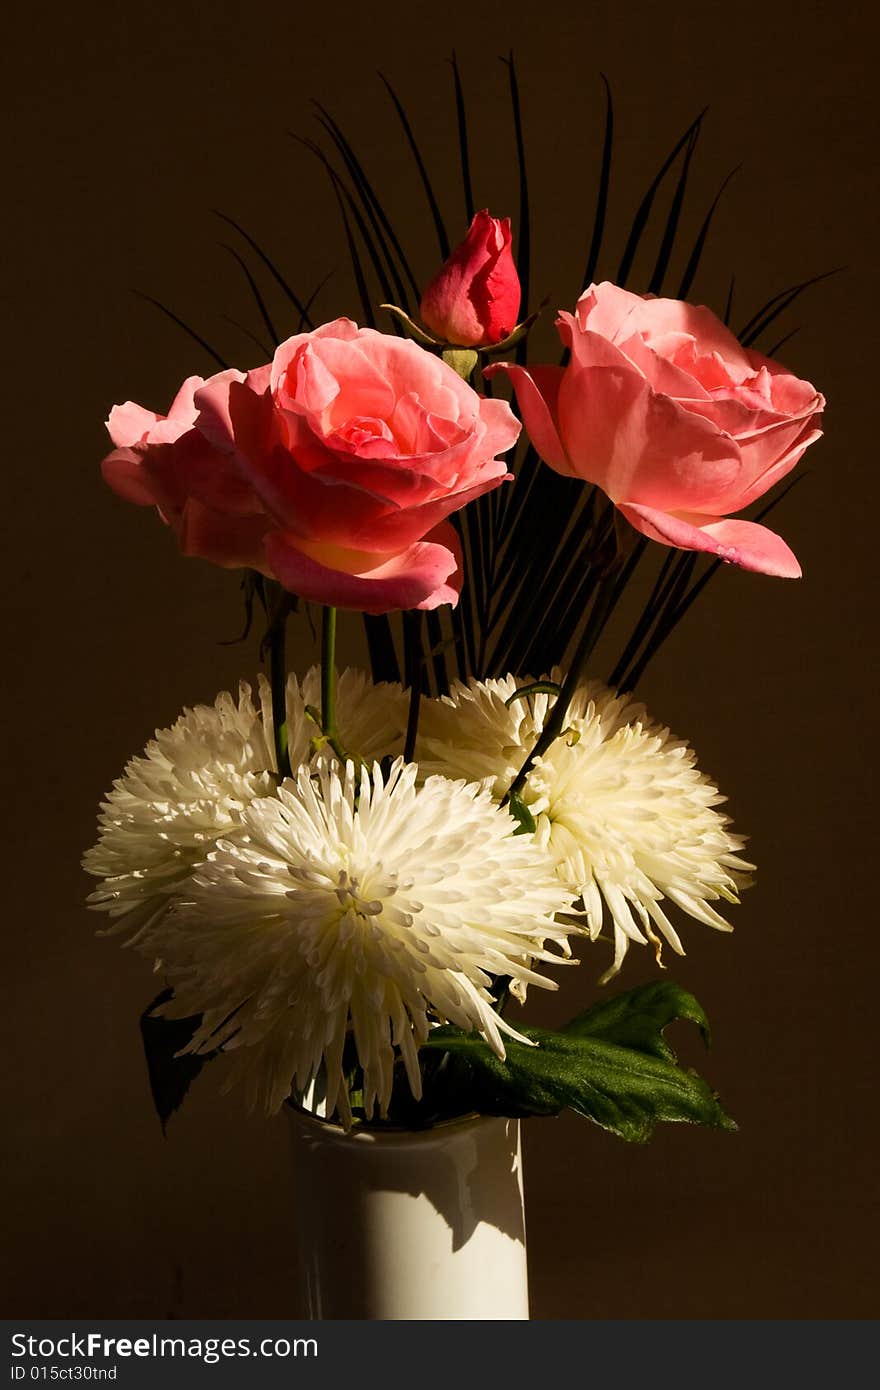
504,567,621,804
310,606,364,769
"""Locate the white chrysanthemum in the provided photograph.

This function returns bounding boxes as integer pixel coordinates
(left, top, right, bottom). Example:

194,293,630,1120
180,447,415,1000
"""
284,666,407,769
416,674,753,981
83,670,406,941
150,759,576,1122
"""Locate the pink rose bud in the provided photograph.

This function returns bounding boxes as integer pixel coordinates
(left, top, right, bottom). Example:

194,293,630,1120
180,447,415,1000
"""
420,210,521,347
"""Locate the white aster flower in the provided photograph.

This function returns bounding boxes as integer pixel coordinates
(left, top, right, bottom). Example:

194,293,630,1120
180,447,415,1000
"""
83,669,406,942
416,674,753,981
150,759,575,1122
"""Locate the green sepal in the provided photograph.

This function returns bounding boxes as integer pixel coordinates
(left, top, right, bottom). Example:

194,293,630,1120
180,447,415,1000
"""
441,348,479,380
277,719,289,770
422,981,735,1144
379,303,443,348
479,299,548,355
507,791,537,835
504,680,562,708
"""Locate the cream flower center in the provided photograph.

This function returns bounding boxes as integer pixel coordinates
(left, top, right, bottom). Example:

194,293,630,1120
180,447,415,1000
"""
333,868,387,921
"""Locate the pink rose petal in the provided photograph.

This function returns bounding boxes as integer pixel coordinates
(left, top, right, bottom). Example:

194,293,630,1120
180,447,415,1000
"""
619,503,802,578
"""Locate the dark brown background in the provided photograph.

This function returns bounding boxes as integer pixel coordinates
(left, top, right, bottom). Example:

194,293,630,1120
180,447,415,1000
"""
2,0,877,1318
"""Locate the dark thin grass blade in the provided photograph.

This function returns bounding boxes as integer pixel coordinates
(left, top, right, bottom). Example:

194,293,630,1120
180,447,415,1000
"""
463,520,486,676
607,545,678,688
483,475,595,642
526,508,617,673
488,468,585,640
495,439,545,554
447,600,469,682
298,137,396,307
741,274,840,349
448,463,490,672
487,483,596,670
221,244,280,346
676,166,739,300
528,562,608,676
557,75,610,376
580,73,614,292
450,52,475,224
503,53,531,365
380,74,450,261
458,505,485,660
616,109,707,288
221,315,272,358
582,549,633,654
473,485,499,600
766,326,800,358
325,171,376,328
313,102,422,304
363,614,401,684
528,568,600,675
485,443,519,608
298,269,335,334
213,211,313,327
424,609,449,695
469,491,490,623
314,113,412,311
647,125,700,296
403,609,428,689
619,552,697,691
724,275,735,325
738,268,840,345
612,535,648,609
494,406,535,536
133,292,228,369
739,273,839,347
449,513,479,674
668,474,808,630
402,612,428,761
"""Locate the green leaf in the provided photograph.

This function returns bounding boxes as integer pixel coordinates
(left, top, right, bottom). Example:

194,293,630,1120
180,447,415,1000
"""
139,989,218,1134
422,981,735,1144
560,979,711,1059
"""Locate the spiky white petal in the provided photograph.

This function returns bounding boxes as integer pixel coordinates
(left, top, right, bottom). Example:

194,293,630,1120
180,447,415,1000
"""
284,666,407,769
149,759,575,1120
83,670,406,941
416,674,753,981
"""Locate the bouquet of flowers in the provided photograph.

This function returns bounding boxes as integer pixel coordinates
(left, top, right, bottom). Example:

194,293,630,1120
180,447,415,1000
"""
83,63,825,1144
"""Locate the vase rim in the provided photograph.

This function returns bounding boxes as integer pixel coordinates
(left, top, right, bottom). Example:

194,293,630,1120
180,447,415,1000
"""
284,1102,507,1147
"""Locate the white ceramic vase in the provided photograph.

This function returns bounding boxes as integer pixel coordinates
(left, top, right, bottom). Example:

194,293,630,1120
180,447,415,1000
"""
287,1108,529,1320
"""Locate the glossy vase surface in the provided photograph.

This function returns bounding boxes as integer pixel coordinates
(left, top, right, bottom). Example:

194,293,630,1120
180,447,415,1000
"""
287,1109,529,1320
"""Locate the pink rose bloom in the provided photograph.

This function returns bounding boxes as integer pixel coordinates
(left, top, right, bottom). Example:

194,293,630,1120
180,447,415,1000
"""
420,210,521,347
488,281,825,578
102,372,271,571
101,319,519,612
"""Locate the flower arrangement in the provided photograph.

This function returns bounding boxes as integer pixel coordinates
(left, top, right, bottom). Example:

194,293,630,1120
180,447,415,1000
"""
84,63,825,1144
